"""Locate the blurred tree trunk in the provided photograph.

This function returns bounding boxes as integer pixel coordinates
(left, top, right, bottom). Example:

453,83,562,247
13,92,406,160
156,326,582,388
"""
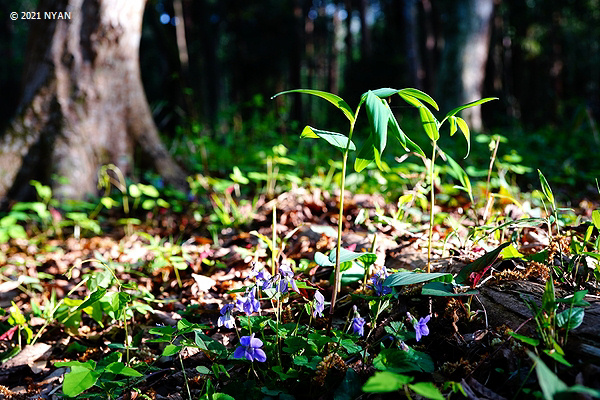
403,0,423,89
0,0,186,202
437,0,494,130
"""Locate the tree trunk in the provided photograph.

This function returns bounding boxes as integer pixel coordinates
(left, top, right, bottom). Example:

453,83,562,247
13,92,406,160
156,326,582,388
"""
0,0,186,202
437,0,494,130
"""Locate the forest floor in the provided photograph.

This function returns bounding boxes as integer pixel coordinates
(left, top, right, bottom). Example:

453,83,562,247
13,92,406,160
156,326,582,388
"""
1,186,600,400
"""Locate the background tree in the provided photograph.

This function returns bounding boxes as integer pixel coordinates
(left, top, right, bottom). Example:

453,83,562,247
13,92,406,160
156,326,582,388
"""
0,0,186,202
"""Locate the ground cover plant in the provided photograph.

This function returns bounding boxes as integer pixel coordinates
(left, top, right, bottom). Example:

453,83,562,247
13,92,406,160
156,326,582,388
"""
1,88,600,400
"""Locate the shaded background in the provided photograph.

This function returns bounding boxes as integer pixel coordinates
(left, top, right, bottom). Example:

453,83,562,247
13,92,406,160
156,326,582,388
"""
2,0,600,195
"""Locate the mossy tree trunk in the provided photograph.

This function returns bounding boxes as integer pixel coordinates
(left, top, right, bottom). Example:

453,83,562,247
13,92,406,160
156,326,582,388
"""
0,0,186,202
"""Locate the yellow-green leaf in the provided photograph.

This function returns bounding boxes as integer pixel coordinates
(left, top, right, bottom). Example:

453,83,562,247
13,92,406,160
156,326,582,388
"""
456,117,470,158
272,89,355,123
300,126,356,152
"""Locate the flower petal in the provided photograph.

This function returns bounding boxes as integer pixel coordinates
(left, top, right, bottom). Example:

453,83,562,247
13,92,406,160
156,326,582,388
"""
254,348,267,362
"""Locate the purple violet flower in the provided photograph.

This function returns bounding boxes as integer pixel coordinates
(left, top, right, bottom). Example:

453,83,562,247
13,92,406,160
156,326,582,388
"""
217,303,235,329
411,314,431,342
313,290,325,318
370,267,392,296
233,333,267,362
250,263,273,290
352,305,366,336
236,287,261,315
277,263,298,293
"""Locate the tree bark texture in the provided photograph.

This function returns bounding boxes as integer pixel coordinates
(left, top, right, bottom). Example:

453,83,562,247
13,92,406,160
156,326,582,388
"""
437,0,494,130
0,0,186,201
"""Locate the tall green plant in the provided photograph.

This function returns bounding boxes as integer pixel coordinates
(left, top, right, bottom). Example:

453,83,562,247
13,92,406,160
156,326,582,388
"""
272,88,434,314
355,91,497,272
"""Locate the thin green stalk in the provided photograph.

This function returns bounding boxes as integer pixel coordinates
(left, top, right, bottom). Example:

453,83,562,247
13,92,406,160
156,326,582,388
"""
123,311,130,365
329,119,356,318
272,203,277,276
427,141,437,274
179,352,193,400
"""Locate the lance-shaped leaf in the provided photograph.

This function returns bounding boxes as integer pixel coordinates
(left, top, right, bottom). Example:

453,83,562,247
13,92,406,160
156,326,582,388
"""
443,151,473,202
443,97,498,120
421,282,478,297
449,116,458,137
418,106,439,141
384,271,452,287
455,242,511,284
354,135,377,173
328,247,377,265
455,117,470,157
364,90,389,156
301,126,356,152
397,88,439,110
537,169,555,209
272,89,355,123
387,103,407,149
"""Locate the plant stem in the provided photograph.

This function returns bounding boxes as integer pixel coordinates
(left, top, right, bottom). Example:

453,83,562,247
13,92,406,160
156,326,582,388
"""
329,120,356,319
427,141,437,274
272,202,277,276
179,353,193,400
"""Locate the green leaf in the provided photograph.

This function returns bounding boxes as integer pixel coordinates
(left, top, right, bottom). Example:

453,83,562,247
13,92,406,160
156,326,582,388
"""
592,210,600,230
528,351,569,400
362,371,413,393
421,282,478,297
384,272,452,287
408,382,445,400
364,91,389,156
543,349,572,367
404,135,426,158
315,252,334,267
556,290,590,307
196,366,212,375
354,134,377,172
418,106,439,141
444,97,498,119
397,88,439,110
138,183,159,198
556,308,584,331
374,348,434,373
301,126,356,152
273,89,355,123
76,289,107,311
508,331,540,346
334,368,362,400
162,344,182,356
128,184,141,198
386,105,407,148
500,244,524,259
455,242,511,284
443,150,473,202
537,169,555,209
366,88,400,98
449,116,457,136
328,247,376,265
194,331,227,356
105,361,143,377
61,364,100,397
455,117,471,158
